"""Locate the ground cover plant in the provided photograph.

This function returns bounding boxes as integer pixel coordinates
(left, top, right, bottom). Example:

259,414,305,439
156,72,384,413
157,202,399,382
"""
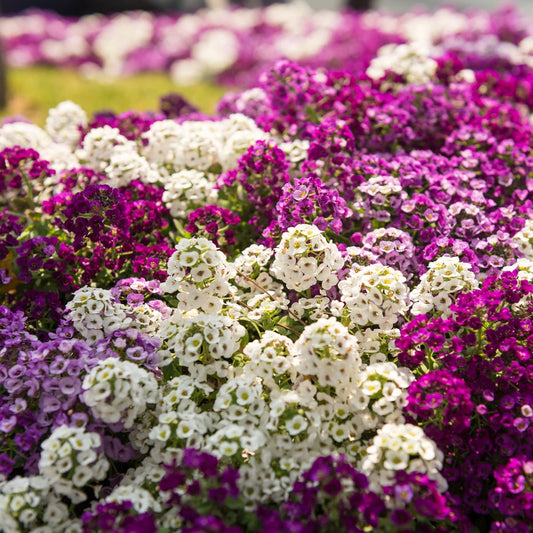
1,2,533,533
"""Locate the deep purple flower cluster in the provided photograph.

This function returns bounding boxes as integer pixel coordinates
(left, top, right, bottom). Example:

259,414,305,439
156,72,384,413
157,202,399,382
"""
405,369,474,451
300,118,356,181
186,204,241,253
0,146,55,207
82,110,162,144
159,448,244,531
257,455,457,533
40,181,172,296
41,167,106,215
81,500,158,533
56,183,128,249
217,140,291,237
9,234,76,328
487,456,533,532
381,470,457,531
159,93,200,119
398,270,533,523
257,455,384,532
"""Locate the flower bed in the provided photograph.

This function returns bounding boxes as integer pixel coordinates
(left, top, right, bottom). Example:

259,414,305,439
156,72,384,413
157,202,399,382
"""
2,2,533,87
1,4,533,533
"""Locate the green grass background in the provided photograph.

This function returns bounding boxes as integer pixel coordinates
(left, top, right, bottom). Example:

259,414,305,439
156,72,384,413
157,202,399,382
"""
1,66,229,126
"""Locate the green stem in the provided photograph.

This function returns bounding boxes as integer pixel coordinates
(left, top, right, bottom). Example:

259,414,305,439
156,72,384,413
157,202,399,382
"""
21,173,35,210
235,269,307,327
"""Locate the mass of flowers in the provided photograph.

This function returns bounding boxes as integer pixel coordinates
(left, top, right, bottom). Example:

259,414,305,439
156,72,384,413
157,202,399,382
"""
2,1,533,87
1,2,533,533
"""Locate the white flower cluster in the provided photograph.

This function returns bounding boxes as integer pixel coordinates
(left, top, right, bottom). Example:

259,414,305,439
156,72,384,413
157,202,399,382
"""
293,317,361,398
39,425,109,504
82,357,159,429
355,327,401,366
65,287,132,344
233,244,274,281
230,244,292,322
126,300,171,337
160,237,235,314
270,224,345,292
0,475,77,533
237,442,320,504
410,256,479,317
242,331,296,394
366,42,438,84
104,144,161,188
92,13,153,77
233,244,283,295
278,139,309,171
356,362,414,427
149,376,214,462
76,125,136,172
208,374,268,459
171,28,240,83
361,423,447,494
141,114,267,178
513,218,533,259
242,291,290,322
103,485,161,515
0,122,54,154
45,100,87,149
339,263,409,330
290,295,332,322
159,312,245,379
162,168,218,219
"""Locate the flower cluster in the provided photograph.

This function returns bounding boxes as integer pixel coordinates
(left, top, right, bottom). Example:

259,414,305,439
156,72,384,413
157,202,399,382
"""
338,263,409,331
270,224,344,293
160,237,235,314
38,425,109,503
410,256,479,317
82,357,159,429
186,205,242,253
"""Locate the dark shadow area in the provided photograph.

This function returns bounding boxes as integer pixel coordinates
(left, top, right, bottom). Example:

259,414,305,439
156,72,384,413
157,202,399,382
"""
1,1,373,16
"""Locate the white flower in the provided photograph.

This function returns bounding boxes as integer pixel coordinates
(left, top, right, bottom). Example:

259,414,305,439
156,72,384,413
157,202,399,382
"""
294,318,361,399
513,218,533,259
285,415,308,436
220,441,239,457
76,125,135,172
383,450,409,470
367,42,438,85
